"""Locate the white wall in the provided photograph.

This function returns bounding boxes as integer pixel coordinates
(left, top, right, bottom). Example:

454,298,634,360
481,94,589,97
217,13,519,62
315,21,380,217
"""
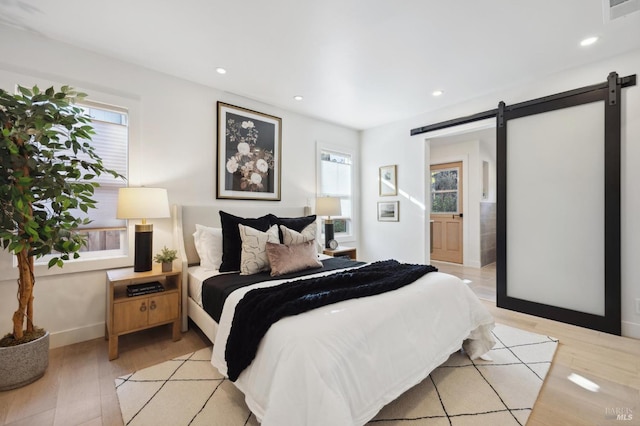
358,120,429,264
361,48,640,338
0,27,359,347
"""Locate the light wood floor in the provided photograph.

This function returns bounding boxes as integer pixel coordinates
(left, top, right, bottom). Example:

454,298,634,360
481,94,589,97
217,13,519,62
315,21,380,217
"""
433,260,497,302
1,263,639,426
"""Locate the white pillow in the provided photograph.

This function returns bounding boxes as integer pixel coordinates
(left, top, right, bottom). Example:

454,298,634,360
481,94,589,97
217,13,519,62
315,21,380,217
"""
280,223,317,245
193,224,223,270
239,224,279,275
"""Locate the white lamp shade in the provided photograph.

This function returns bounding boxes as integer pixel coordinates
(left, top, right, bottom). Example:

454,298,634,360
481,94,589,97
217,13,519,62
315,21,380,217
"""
116,187,170,220
316,197,342,217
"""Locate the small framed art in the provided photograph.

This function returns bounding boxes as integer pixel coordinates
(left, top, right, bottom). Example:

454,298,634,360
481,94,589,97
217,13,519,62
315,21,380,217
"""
377,201,399,222
379,165,397,196
217,102,282,200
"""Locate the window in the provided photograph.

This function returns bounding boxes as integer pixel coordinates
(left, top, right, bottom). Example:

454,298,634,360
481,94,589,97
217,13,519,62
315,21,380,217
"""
36,102,128,262
76,103,128,254
317,146,354,239
431,165,460,214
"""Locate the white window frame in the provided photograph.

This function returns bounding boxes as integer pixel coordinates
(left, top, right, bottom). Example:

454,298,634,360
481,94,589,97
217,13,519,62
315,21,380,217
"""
0,91,136,279
30,101,129,268
316,142,357,244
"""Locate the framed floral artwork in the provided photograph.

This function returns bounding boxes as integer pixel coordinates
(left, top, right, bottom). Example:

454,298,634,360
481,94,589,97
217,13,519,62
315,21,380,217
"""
217,102,282,200
377,201,399,222
379,164,397,196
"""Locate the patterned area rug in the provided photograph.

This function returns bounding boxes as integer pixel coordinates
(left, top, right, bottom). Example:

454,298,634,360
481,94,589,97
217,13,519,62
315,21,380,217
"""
115,324,558,426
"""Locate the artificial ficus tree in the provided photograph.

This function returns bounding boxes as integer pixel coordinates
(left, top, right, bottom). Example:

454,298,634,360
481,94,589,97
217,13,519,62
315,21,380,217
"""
0,85,122,343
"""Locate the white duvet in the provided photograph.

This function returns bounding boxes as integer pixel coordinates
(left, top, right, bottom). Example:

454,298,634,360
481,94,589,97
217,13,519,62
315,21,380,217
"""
212,269,495,426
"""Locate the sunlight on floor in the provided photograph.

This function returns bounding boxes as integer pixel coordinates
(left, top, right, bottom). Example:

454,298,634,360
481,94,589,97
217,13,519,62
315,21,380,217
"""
431,261,496,302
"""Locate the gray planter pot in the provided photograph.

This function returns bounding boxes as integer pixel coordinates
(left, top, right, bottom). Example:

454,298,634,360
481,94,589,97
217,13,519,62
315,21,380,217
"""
0,331,49,391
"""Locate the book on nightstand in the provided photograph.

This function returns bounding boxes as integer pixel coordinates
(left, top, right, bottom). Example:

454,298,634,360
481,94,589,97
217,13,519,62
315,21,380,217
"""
126,281,165,297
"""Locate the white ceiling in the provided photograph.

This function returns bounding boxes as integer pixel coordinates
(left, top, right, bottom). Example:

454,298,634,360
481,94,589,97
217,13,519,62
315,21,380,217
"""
1,0,640,130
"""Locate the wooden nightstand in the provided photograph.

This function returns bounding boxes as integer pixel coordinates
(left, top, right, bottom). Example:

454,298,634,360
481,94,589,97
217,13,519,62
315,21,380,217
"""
106,264,182,360
323,246,357,260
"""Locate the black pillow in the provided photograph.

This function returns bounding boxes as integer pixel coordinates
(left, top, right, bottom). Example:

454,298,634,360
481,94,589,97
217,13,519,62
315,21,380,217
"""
268,214,317,243
219,211,272,272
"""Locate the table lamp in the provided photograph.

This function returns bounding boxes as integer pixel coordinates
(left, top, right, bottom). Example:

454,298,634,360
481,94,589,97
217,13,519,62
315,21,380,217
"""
316,197,342,249
117,187,170,272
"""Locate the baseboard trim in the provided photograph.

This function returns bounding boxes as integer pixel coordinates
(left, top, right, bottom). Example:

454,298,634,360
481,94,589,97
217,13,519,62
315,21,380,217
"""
621,320,640,339
49,322,105,349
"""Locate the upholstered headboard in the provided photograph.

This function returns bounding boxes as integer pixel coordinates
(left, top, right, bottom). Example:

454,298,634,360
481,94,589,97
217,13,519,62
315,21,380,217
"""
173,204,306,266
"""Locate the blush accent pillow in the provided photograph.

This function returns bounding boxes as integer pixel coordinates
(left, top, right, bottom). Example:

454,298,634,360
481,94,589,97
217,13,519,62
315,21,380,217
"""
193,224,223,270
268,214,316,243
280,223,317,246
219,211,272,272
239,224,280,275
266,240,323,277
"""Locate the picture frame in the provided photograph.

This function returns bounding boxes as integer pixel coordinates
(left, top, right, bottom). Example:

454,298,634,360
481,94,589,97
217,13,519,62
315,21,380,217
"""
217,102,282,200
377,201,399,222
379,164,397,196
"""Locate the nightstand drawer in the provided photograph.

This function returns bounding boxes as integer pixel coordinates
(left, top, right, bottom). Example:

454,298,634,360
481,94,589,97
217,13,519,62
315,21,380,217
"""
113,298,149,333
148,293,179,325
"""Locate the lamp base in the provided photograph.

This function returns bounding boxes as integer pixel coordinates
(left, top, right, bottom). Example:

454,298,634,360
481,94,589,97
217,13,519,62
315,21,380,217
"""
134,224,153,272
324,221,334,249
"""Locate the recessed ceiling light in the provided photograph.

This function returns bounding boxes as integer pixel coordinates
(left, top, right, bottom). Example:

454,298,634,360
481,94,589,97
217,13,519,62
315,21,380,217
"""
432,90,444,97
580,36,598,47
215,67,227,74
293,95,304,101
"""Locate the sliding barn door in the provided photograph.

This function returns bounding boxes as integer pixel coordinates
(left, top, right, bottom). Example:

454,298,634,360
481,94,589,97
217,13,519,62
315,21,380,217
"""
497,72,634,335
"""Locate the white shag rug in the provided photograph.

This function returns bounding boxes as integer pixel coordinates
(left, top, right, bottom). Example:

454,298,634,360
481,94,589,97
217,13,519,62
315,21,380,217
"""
115,324,558,425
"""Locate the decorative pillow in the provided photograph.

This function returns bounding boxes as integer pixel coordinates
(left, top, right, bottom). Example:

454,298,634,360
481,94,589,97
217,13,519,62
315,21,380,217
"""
266,240,323,277
268,214,316,243
239,224,280,275
193,224,223,270
219,211,272,272
280,223,317,246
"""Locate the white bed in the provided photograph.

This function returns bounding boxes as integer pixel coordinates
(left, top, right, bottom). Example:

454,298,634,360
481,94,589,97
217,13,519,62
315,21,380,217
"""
173,205,495,426
173,204,307,342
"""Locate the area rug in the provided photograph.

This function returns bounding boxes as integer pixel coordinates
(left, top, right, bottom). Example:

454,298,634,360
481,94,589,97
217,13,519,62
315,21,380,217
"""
115,324,558,426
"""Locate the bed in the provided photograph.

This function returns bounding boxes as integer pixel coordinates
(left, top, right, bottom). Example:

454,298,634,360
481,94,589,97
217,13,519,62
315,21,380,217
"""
173,205,495,426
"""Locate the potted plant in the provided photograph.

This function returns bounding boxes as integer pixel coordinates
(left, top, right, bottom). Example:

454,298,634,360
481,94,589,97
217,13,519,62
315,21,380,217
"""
154,246,178,272
0,85,122,390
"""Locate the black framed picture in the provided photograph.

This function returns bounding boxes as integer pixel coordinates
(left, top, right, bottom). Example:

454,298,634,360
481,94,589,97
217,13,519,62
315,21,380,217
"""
216,102,282,200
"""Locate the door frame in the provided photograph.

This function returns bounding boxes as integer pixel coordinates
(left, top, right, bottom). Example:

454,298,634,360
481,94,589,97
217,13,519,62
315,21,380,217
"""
426,129,493,269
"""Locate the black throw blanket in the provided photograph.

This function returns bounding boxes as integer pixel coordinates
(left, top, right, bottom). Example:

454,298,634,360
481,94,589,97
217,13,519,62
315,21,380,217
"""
225,259,437,381
203,257,363,322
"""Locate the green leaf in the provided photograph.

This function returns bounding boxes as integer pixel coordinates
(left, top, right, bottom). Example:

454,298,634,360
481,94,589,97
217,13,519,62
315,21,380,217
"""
8,241,24,253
